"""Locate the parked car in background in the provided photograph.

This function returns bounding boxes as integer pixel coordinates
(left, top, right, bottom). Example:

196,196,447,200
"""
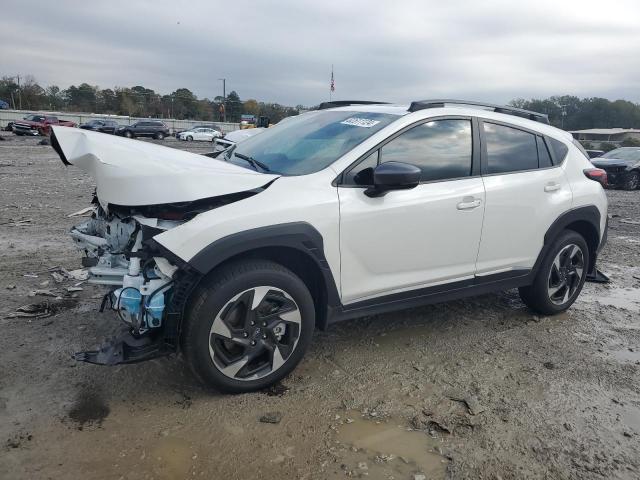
12,114,77,136
178,127,223,142
591,147,640,190
79,119,120,134
210,127,265,157
0,99,9,109
174,124,222,138
116,120,169,139
585,149,604,159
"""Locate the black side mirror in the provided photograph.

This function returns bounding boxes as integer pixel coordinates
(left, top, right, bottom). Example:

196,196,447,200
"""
364,161,421,197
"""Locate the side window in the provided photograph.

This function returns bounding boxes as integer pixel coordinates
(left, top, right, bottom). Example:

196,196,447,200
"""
484,122,538,174
537,136,553,168
344,151,378,185
380,119,472,182
548,137,569,164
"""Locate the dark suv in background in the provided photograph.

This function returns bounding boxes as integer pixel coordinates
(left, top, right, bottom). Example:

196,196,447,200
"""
116,120,169,139
80,119,120,134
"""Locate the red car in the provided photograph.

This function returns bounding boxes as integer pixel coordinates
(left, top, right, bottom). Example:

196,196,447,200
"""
12,114,76,136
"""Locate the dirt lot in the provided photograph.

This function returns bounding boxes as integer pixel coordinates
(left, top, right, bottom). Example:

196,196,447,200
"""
0,132,639,480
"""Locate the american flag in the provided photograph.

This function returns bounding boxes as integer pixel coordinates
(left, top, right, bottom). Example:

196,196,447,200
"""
330,67,335,92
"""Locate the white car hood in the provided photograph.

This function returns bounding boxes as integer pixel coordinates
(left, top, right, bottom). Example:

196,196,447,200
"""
51,126,279,209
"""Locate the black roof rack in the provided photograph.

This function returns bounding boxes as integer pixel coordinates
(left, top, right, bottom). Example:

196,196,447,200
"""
408,99,549,125
317,100,389,110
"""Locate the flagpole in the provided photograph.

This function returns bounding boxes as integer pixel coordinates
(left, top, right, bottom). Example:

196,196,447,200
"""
330,65,333,101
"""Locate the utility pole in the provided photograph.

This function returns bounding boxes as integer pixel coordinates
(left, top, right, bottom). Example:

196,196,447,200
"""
218,78,226,122
16,75,22,110
559,104,567,129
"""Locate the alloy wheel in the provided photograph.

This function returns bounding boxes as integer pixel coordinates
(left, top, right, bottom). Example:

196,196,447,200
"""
209,286,302,381
547,244,585,305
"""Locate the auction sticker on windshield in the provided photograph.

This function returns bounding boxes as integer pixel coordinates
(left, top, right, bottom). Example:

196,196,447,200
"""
340,117,381,128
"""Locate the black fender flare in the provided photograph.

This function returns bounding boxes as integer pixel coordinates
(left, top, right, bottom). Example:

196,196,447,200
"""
185,222,341,308
533,205,602,276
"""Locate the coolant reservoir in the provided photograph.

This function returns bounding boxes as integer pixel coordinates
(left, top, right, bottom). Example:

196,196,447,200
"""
145,293,165,328
117,287,142,315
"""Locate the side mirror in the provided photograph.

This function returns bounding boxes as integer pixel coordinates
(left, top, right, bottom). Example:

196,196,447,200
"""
365,161,421,197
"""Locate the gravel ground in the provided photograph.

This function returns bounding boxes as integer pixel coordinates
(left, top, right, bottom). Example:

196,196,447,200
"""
0,132,639,480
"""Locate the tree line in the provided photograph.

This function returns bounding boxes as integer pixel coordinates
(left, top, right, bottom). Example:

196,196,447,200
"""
3,76,640,129
510,95,640,131
0,75,301,123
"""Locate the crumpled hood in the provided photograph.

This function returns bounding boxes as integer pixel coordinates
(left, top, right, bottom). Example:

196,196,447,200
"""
51,126,279,209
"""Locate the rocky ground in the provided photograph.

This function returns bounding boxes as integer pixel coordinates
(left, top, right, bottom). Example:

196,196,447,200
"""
0,132,639,480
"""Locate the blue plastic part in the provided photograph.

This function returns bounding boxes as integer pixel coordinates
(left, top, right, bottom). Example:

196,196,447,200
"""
145,293,165,328
118,288,142,315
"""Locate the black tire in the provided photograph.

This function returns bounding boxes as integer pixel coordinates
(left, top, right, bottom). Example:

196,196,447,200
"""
186,135,193,142
519,230,589,315
622,171,639,191
182,259,315,393
154,132,164,140
124,130,133,139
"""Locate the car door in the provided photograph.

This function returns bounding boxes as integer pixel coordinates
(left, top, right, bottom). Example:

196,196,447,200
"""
475,120,573,276
202,129,216,141
193,128,206,140
337,117,486,304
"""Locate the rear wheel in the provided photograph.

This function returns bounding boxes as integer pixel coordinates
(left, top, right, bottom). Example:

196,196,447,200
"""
182,259,315,393
519,230,588,315
622,171,639,190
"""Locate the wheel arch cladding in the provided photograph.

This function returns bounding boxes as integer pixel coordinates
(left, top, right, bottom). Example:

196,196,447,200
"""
542,206,601,272
186,222,341,329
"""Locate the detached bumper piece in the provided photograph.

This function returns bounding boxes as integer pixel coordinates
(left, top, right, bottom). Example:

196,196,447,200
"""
73,329,174,365
586,268,610,284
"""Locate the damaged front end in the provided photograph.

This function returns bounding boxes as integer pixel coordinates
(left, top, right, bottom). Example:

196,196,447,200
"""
71,203,199,365
50,126,279,366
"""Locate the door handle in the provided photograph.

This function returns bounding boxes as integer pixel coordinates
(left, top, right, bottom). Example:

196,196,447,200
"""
457,197,482,210
544,182,561,192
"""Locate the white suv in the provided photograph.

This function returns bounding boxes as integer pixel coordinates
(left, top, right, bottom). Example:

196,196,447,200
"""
51,100,608,393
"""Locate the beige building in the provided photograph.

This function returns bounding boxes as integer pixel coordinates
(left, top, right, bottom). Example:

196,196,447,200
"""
570,128,640,148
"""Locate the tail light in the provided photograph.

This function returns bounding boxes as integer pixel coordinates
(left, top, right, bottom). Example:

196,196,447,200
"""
584,168,607,187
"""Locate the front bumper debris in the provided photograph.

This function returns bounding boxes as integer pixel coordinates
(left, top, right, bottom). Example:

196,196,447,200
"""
73,329,170,365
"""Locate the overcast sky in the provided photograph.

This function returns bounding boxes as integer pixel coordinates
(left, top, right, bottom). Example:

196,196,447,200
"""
1,0,639,106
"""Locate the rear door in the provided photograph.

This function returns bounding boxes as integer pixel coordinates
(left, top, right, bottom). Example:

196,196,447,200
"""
338,117,486,304
475,120,572,276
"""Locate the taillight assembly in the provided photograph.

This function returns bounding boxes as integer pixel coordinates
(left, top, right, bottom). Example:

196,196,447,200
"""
584,168,607,187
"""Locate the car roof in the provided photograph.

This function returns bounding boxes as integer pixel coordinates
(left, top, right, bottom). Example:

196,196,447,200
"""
323,103,572,141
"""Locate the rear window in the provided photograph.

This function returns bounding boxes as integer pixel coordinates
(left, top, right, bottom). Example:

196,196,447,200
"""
484,122,538,174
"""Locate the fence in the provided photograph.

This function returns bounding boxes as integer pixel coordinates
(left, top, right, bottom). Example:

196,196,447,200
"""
0,109,240,134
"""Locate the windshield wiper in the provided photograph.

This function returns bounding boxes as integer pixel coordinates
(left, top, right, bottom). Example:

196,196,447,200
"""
233,152,271,172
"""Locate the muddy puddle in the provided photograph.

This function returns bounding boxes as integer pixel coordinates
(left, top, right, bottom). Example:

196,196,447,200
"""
330,411,448,479
579,285,640,312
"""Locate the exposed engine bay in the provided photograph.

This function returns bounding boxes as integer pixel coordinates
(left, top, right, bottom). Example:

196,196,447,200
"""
71,204,181,334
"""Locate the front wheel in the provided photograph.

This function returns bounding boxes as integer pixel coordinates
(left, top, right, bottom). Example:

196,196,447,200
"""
124,130,133,139
186,135,193,142
519,230,589,315
154,132,164,140
182,260,315,393
622,171,639,190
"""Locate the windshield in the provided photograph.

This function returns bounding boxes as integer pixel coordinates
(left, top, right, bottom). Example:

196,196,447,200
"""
602,148,640,161
25,115,45,122
225,110,398,175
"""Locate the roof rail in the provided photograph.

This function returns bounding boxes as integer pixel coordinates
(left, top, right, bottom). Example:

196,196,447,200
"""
408,99,550,125
317,100,389,110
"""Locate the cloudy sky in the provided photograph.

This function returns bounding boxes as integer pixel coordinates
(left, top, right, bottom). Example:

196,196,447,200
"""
1,0,639,106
